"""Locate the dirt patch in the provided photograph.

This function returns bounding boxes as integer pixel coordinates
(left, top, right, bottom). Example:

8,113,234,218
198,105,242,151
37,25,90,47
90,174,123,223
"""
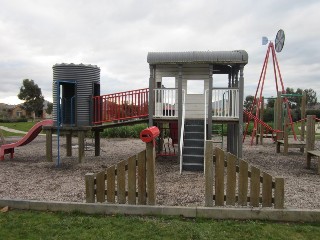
0,136,319,209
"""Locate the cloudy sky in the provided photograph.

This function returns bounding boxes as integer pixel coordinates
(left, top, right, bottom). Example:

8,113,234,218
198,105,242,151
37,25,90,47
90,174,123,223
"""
0,0,319,104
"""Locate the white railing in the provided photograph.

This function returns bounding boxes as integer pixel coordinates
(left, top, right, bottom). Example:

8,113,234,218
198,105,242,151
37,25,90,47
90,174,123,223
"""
179,90,185,174
212,88,239,119
154,88,178,118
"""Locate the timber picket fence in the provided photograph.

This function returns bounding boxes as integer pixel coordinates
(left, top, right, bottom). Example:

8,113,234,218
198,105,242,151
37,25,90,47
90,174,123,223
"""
85,142,156,205
205,141,284,209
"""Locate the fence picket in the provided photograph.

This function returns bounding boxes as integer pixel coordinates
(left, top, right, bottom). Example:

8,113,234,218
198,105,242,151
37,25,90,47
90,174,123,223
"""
85,173,95,203
226,153,236,205
238,160,249,206
117,160,126,204
138,150,146,205
96,171,106,203
128,155,137,205
215,148,225,206
107,165,115,203
262,172,272,207
250,166,260,207
274,178,284,209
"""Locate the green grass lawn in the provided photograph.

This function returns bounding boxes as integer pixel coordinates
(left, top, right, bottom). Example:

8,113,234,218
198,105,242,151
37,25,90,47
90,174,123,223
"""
0,130,24,138
0,210,319,239
0,122,35,132
0,122,36,138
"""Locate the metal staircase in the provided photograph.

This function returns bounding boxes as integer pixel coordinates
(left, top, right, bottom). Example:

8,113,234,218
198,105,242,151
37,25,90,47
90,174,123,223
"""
182,120,205,171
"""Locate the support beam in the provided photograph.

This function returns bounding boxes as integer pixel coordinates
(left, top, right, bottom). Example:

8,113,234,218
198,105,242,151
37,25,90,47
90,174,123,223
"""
207,64,213,140
78,131,85,163
148,65,155,127
300,92,307,142
94,131,100,156
238,66,244,158
178,64,183,150
66,133,72,157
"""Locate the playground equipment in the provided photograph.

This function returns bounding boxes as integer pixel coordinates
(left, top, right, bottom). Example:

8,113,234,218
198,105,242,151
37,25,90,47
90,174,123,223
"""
275,114,320,174
276,114,318,154
243,29,296,145
0,119,53,160
253,92,307,145
44,50,248,171
147,51,248,171
44,64,102,165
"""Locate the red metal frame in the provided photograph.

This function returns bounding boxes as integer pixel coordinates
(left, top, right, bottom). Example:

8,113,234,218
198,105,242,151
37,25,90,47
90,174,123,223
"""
93,88,149,124
243,42,296,144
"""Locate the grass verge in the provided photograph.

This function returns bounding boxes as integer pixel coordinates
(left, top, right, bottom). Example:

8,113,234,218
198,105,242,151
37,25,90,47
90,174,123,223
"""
0,210,319,239
0,122,35,132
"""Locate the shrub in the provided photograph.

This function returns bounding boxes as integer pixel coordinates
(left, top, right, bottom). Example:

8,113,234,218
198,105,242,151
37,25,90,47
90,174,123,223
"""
306,109,320,118
101,123,148,138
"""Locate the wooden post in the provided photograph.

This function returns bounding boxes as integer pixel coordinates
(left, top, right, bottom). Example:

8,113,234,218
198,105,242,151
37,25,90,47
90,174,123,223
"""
283,117,289,155
137,150,146,205
94,130,100,156
276,92,283,140
300,92,307,142
205,141,213,207
85,173,95,203
66,133,72,157
45,129,53,162
306,115,315,152
146,142,156,205
78,131,85,163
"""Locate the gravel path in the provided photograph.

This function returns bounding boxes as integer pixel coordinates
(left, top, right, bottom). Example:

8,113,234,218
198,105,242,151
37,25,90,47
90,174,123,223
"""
0,135,319,209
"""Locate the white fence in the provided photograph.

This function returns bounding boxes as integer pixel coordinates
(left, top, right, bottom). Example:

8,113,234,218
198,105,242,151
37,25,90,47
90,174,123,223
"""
154,89,178,117
212,88,239,119
154,88,239,119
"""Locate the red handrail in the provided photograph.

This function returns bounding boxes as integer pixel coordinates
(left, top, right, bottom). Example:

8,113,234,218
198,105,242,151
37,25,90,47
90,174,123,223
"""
92,88,149,124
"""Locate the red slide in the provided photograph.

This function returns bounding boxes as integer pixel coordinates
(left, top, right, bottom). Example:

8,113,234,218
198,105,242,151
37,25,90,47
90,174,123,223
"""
0,119,53,160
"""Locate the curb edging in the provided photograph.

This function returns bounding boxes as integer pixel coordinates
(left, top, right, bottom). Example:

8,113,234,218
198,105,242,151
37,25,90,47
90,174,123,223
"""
1,199,319,222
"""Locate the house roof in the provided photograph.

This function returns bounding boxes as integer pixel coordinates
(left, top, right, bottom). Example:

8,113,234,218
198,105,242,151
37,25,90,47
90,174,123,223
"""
147,50,248,65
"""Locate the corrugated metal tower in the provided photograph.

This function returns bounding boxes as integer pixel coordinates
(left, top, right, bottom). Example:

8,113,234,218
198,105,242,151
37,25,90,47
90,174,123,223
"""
52,63,100,127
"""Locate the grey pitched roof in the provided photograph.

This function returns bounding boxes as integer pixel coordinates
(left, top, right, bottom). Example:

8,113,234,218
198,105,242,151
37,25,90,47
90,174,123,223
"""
147,50,248,65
